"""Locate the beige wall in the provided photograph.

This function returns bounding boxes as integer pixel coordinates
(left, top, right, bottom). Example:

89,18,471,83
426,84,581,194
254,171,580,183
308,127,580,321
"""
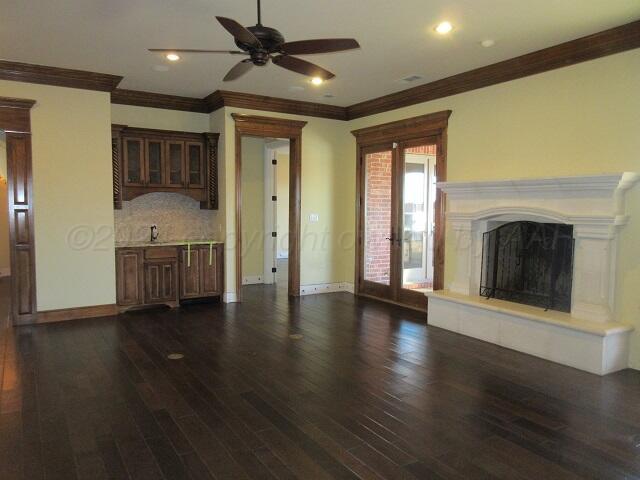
347,49,640,368
111,104,210,132
0,80,116,310
241,136,266,278
0,133,9,275
276,151,289,259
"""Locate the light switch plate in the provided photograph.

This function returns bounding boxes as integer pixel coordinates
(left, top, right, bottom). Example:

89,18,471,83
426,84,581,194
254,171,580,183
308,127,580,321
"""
309,213,319,223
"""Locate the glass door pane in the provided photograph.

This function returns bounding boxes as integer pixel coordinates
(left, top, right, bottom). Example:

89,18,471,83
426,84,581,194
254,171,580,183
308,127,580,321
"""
165,141,185,187
146,139,164,186
401,144,437,293
363,149,394,290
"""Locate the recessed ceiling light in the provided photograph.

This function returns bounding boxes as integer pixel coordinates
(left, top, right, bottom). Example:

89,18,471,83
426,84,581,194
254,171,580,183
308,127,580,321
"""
435,21,453,35
166,53,180,62
311,77,323,86
481,39,495,48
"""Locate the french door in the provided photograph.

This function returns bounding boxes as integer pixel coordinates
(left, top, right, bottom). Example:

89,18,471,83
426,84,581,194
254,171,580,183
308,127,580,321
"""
358,137,441,309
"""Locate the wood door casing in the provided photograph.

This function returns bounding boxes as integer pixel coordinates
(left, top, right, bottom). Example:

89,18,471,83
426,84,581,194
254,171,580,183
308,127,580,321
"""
352,111,451,312
2,97,37,325
232,114,307,301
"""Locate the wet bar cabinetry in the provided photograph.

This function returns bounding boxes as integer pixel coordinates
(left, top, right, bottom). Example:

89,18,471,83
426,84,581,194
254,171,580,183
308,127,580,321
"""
111,125,219,209
116,243,224,311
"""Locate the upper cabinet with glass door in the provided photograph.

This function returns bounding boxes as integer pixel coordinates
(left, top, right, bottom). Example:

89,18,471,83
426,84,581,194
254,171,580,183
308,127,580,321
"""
114,126,219,209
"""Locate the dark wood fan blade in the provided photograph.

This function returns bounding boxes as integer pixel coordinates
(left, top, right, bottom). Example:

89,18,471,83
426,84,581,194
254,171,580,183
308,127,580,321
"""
272,56,335,79
223,60,254,81
149,49,247,54
215,16,262,48
281,39,360,55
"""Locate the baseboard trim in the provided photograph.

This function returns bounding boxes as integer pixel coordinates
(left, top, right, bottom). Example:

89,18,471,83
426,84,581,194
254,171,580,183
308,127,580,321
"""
300,282,355,296
242,275,264,285
223,292,238,303
36,304,118,324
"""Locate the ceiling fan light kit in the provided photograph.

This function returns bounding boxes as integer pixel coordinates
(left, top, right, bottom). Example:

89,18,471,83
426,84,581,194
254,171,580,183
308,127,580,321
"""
149,0,360,82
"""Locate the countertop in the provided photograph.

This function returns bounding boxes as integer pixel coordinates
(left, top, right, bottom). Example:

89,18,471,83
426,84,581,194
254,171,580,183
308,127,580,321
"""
115,240,223,248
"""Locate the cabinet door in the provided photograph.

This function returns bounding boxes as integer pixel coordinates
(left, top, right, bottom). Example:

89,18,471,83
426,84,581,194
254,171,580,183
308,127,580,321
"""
186,142,205,188
180,248,201,299
200,245,223,296
165,141,185,187
116,250,143,306
144,260,178,304
146,139,165,186
124,138,145,186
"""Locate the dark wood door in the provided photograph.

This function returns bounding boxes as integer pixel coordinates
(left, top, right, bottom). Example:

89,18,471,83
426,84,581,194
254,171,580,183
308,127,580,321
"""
145,139,165,187
186,141,205,188
116,249,143,306
123,137,145,186
357,144,398,302
144,260,178,304
6,133,37,323
200,245,223,296
179,247,201,299
165,141,185,187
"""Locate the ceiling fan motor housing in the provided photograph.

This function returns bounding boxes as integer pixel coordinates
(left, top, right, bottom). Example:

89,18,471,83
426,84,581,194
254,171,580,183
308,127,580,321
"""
236,25,285,54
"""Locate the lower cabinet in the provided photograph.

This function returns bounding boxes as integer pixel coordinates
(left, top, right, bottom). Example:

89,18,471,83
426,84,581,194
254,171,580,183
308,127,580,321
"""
179,244,223,300
116,243,223,311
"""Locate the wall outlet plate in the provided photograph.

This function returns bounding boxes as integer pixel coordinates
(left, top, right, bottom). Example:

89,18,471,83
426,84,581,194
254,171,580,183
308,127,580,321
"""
309,213,319,223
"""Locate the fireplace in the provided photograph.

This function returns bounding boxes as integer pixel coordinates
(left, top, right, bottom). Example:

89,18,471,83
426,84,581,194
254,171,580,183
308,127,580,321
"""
479,221,574,312
425,173,639,374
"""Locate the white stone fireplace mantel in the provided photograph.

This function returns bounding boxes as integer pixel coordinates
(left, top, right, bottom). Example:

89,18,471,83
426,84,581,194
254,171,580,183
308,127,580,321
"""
426,173,639,375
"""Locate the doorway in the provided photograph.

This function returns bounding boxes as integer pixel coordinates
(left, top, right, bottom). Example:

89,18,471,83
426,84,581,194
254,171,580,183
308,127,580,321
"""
352,111,450,311
233,114,306,301
239,136,290,293
0,97,37,325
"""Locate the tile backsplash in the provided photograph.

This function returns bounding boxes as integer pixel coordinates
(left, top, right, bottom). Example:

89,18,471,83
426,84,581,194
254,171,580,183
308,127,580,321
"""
115,193,218,243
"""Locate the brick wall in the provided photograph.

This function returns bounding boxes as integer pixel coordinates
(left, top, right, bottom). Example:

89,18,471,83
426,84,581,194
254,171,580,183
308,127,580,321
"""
364,145,437,285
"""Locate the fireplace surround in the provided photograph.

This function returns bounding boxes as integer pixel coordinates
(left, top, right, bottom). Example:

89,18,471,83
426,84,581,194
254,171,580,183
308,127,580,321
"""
426,173,638,374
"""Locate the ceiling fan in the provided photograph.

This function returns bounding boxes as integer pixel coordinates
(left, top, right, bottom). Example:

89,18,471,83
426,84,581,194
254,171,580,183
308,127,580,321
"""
149,0,360,82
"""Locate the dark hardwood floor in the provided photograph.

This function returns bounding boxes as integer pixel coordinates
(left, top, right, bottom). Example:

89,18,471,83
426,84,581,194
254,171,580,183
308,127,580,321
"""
1,285,640,479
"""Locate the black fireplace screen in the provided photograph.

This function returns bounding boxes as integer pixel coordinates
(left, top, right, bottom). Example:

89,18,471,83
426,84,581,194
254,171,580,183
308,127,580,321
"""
480,221,574,312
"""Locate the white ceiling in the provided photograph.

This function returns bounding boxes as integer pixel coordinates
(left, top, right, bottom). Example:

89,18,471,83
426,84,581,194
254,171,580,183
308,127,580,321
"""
1,1,639,105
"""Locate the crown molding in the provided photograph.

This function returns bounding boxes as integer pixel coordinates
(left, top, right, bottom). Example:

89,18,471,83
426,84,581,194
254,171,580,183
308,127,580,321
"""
111,88,209,113
3,20,636,119
0,60,122,92
346,20,640,119
210,90,347,120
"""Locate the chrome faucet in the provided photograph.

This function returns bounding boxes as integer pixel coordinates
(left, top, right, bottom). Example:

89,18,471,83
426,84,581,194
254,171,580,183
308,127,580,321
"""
150,225,159,243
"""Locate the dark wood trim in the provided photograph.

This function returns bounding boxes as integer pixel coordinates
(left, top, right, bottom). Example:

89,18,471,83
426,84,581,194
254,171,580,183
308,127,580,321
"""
352,113,449,311
351,110,452,144
118,125,209,141
0,60,122,92
347,20,640,119
111,89,210,113
2,97,37,325
36,304,118,324
210,90,347,120
111,124,127,209
108,21,640,120
0,97,36,134
203,133,220,209
232,114,306,301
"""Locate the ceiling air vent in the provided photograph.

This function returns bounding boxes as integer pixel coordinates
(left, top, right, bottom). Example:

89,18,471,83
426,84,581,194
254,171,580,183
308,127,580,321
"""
399,74,423,84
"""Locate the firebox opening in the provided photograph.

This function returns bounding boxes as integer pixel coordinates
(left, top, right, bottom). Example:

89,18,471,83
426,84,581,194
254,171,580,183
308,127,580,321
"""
480,221,574,313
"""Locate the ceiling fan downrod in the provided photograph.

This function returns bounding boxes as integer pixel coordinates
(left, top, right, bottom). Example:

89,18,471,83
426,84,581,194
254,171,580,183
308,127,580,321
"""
257,0,262,26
